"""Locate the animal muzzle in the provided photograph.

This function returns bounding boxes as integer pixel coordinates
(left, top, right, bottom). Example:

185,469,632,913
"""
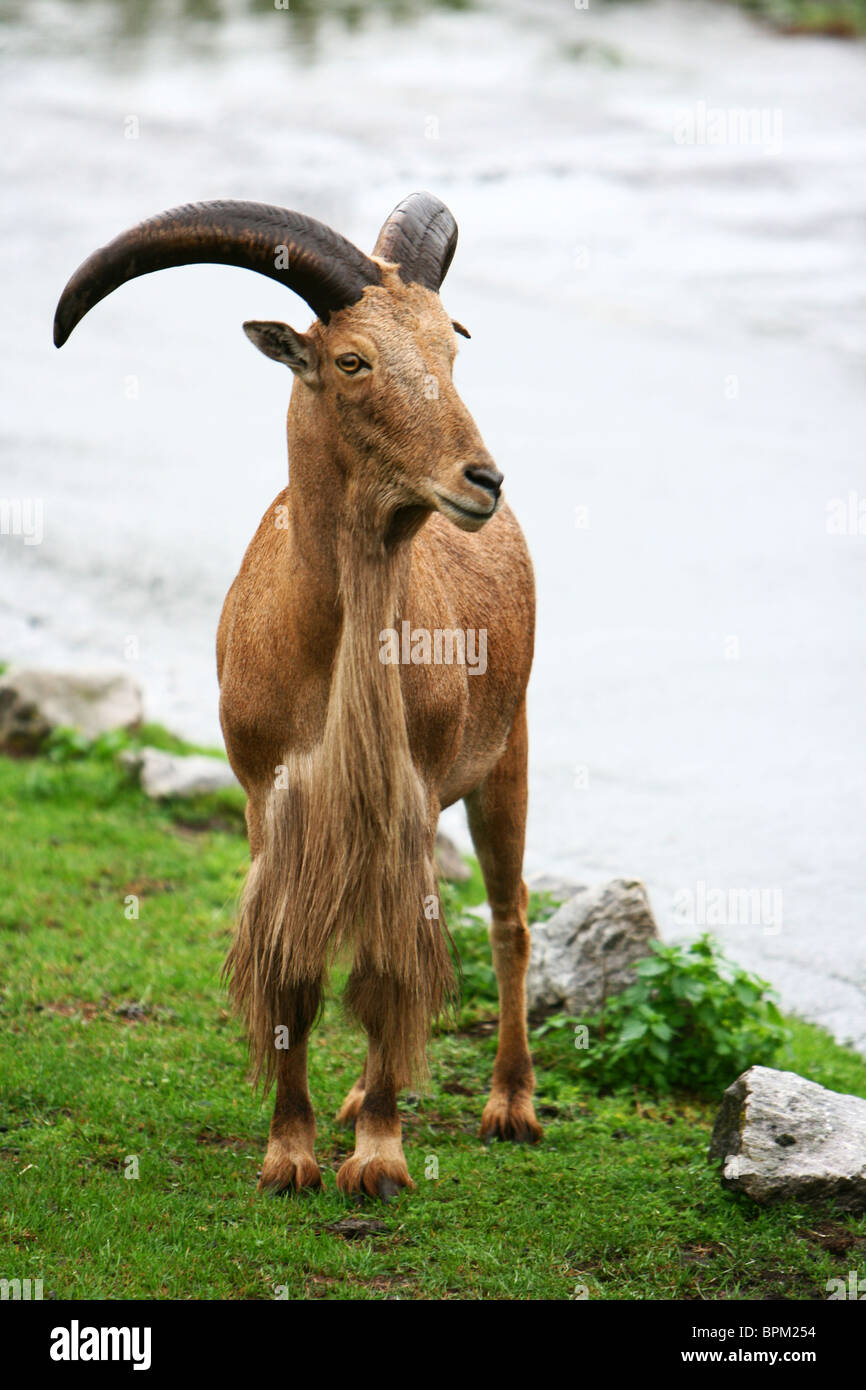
433,458,504,532
463,462,503,502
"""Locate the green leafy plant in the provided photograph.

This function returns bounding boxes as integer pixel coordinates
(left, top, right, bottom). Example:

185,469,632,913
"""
439,885,496,1010
557,935,790,1096
441,882,568,1016
531,1010,579,1041
527,888,566,925
42,722,226,764
44,726,133,764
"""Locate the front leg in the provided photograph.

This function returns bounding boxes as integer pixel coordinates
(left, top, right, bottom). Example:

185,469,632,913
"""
465,700,543,1145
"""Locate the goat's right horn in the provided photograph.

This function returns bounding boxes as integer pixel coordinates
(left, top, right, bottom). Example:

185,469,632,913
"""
372,191,458,293
53,200,383,347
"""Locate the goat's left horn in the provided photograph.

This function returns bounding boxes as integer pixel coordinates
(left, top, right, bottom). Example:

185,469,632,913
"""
372,191,457,293
53,200,383,347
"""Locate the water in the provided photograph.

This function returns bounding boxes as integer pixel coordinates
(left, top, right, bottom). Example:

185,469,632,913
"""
2,0,865,1047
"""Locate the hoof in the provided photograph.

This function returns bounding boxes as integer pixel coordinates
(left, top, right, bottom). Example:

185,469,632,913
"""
258,1152,322,1194
377,1176,404,1203
336,1154,415,1200
479,1094,543,1146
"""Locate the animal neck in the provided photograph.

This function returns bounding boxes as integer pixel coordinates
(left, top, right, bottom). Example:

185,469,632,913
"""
285,388,427,625
285,389,422,830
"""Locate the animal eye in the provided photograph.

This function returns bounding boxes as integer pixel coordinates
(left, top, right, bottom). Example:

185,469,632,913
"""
335,353,366,374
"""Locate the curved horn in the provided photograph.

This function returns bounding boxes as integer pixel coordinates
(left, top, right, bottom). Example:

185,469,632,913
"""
372,191,457,293
54,200,382,347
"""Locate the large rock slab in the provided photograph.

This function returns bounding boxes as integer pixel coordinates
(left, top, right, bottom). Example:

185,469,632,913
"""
709,1066,866,1211
123,746,241,799
526,878,660,1016
0,668,143,753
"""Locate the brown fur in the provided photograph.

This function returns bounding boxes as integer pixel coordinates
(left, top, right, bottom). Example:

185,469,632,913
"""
217,265,541,1196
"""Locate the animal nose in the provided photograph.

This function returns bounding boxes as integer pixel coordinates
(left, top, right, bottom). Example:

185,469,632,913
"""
463,463,503,500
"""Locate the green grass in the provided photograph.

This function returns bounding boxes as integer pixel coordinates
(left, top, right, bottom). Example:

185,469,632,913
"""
597,0,866,38
612,0,866,38
733,0,866,37
1,750,865,1300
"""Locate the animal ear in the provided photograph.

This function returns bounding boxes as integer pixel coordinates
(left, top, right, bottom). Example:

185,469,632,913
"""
243,320,318,382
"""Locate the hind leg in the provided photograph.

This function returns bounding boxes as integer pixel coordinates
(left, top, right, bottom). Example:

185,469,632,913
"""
258,987,323,1193
465,699,542,1144
335,1038,414,1200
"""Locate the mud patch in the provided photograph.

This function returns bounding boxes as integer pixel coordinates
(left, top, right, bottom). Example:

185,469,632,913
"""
800,1222,866,1257
323,1216,389,1240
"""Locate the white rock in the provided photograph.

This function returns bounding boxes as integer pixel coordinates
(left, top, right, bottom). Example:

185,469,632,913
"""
526,878,660,1016
124,746,241,799
0,668,143,752
709,1066,866,1211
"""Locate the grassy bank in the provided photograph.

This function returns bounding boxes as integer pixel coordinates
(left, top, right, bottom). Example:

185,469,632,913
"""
733,0,866,37
1,745,865,1300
